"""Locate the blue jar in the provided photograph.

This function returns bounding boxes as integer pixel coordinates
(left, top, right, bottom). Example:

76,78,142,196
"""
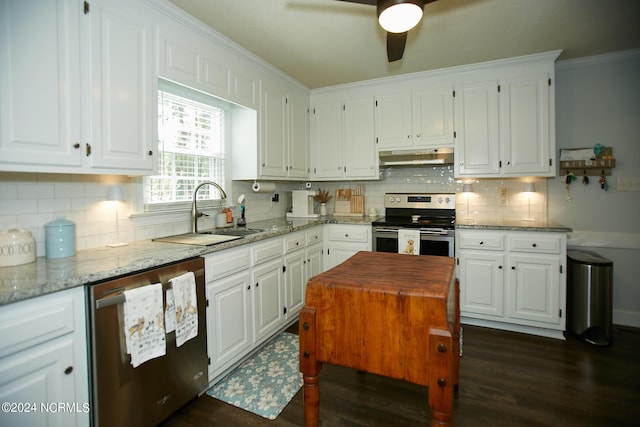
45,217,76,259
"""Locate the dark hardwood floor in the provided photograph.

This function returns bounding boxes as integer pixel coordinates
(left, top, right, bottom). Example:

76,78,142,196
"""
162,323,640,426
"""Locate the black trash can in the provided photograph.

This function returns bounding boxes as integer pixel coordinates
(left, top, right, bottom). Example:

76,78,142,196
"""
567,250,613,345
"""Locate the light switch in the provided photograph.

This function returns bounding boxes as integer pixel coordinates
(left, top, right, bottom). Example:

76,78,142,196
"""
617,177,640,192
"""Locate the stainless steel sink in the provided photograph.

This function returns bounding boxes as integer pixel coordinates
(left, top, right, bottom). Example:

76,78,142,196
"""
202,228,264,237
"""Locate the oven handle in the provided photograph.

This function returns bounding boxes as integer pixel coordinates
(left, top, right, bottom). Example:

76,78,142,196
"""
374,227,450,236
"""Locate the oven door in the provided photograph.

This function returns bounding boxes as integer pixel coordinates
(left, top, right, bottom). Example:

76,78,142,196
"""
373,227,454,257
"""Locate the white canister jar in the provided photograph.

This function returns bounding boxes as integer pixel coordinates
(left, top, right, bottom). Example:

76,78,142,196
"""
45,217,76,259
0,228,37,267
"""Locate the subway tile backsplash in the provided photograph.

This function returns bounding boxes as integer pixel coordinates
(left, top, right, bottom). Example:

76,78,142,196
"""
0,167,546,256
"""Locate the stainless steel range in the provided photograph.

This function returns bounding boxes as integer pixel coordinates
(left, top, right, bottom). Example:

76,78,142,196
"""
372,193,456,257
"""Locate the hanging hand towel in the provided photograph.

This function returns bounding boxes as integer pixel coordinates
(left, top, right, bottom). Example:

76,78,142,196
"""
398,229,420,255
170,271,198,347
123,283,166,368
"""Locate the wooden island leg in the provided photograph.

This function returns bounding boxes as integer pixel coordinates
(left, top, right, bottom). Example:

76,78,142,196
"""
428,328,454,427
299,307,322,427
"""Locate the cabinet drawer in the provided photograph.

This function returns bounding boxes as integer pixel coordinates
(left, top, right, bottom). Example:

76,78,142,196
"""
204,246,250,282
0,289,78,358
458,233,504,250
327,225,369,243
509,234,562,254
306,228,323,246
284,232,305,253
252,239,284,265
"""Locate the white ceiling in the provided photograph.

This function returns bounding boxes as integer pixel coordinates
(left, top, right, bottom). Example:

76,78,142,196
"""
168,0,640,89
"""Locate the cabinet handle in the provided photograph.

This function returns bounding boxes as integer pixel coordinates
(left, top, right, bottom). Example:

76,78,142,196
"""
85,143,92,157
256,282,259,287
64,366,73,375
73,143,80,149
532,243,537,248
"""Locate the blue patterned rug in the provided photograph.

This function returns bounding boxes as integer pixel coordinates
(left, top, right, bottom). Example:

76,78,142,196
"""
206,332,303,420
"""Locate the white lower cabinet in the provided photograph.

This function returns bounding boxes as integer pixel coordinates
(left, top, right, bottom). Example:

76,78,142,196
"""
456,229,567,339
0,287,89,427
252,258,285,344
325,224,371,270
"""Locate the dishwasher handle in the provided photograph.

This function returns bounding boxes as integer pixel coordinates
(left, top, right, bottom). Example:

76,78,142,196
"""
95,268,204,310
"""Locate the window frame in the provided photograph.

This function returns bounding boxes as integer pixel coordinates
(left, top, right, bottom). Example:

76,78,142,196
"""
143,79,233,213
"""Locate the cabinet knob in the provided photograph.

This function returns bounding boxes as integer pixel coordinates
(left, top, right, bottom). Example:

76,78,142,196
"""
407,135,411,139
479,241,484,245
416,133,421,138
498,265,503,269
532,243,537,248
511,266,516,270
148,150,153,156
345,234,349,238
460,162,464,166
73,143,80,149
64,366,73,375
247,285,251,290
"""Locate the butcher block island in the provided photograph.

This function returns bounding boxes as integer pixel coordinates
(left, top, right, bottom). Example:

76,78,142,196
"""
299,251,460,427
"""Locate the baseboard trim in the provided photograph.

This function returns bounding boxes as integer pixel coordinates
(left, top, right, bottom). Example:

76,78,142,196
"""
613,309,640,328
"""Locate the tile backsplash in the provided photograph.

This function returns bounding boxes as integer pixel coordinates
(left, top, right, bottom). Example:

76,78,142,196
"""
0,167,546,256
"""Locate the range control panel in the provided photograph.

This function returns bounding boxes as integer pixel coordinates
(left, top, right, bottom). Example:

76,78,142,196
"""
384,193,456,209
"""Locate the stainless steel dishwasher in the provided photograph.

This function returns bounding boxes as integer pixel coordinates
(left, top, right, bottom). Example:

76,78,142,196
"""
88,257,208,427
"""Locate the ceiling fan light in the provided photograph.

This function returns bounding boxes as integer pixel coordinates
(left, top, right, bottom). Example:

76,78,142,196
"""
378,1,424,33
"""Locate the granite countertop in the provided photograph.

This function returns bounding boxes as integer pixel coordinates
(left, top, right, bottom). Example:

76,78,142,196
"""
0,215,377,307
455,219,572,233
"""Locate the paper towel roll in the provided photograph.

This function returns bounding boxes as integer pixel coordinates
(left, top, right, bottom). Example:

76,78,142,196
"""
252,182,276,193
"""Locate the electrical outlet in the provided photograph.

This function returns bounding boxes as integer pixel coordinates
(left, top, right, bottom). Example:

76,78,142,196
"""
617,177,640,192
498,187,509,206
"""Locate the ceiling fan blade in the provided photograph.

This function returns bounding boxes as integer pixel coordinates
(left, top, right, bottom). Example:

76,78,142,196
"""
387,31,407,62
335,0,377,5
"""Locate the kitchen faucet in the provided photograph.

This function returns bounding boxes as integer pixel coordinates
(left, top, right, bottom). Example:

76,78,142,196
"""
191,181,228,233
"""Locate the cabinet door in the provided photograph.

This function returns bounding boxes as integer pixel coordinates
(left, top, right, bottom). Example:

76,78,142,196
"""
454,80,500,176
506,254,560,326
284,249,306,318
310,100,343,179
0,0,83,170
501,73,552,175
260,81,288,177
287,89,309,179
206,272,252,380
0,337,79,427
458,251,505,318
85,0,155,173
374,92,412,150
306,243,324,278
252,259,284,343
413,85,454,147
344,96,377,178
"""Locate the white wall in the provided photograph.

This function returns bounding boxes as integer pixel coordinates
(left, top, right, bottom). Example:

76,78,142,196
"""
550,50,640,327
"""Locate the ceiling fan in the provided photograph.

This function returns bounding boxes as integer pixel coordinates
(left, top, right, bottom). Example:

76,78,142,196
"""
336,0,438,62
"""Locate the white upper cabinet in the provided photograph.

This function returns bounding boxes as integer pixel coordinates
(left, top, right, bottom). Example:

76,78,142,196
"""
85,0,155,172
310,95,378,180
156,12,259,109
0,0,83,169
453,80,501,176
454,51,559,178
0,0,156,175
232,76,309,181
375,84,454,150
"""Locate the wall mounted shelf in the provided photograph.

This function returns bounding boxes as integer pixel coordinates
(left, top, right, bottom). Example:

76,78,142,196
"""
559,147,615,176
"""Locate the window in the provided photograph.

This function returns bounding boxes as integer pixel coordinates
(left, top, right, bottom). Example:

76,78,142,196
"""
144,81,229,210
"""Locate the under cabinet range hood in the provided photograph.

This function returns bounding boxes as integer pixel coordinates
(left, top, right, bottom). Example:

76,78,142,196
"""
378,147,454,166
